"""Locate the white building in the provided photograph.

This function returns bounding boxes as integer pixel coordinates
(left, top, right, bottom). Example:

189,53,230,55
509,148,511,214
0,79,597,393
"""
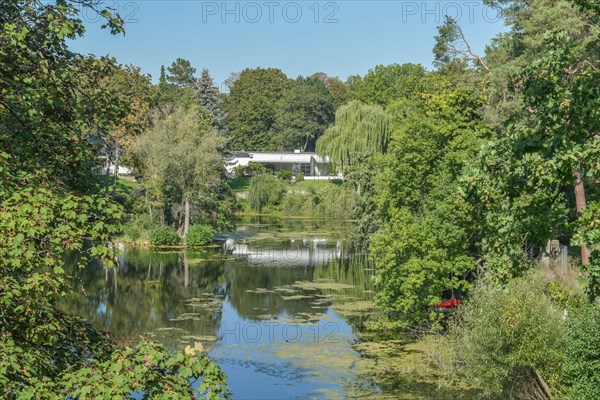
226,150,341,179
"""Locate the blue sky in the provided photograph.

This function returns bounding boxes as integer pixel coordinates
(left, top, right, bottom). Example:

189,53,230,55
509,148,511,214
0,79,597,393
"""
70,1,507,87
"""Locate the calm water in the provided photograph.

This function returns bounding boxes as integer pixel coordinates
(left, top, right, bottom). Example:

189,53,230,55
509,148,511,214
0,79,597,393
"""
62,219,382,399
62,218,475,399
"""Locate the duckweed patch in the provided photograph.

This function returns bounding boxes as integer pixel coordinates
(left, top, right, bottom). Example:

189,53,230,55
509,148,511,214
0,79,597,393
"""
332,300,376,317
246,288,275,293
291,280,356,291
281,294,314,300
184,293,223,312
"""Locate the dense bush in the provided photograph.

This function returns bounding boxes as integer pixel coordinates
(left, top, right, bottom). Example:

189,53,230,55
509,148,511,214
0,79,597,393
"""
319,184,357,218
295,173,304,182
186,224,215,246
248,174,286,212
233,165,245,177
233,162,268,177
148,226,180,246
450,272,565,398
123,214,153,242
560,304,600,399
280,183,357,218
124,224,141,241
281,192,314,215
277,169,293,181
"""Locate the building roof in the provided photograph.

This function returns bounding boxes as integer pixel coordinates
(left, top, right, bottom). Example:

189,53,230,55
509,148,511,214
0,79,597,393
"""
230,151,328,164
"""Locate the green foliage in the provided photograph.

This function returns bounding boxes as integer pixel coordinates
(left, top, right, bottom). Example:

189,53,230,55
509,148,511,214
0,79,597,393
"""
376,86,488,213
280,183,357,219
371,85,488,323
450,272,565,398
124,224,141,241
0,1,228,395
157,59,200,109
233,162,269,179
482,0,596,129
572,202,600,299
1,5,125,191
346,63,426,106
273,76,335,151
186,224,215,246
322,75,349,108
248,174,286,212
227,176,252,193
134,106,232,231
1,338,229,399
295,173,305,182
248,162,269,175
370,208,474,324
195,68,225,132
124,214,154,242
233,165,246,177
433,16,486,72
277,169,293,182
316,100,391,168
560,304,600,400
317,184,358,219
463,9,600,285
166,58,197,88
309,72,350,109
343,154,380,250
149,226,180,246
226,68,293,150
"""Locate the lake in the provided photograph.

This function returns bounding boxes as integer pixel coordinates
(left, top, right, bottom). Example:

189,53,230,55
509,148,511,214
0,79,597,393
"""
62,218,474,399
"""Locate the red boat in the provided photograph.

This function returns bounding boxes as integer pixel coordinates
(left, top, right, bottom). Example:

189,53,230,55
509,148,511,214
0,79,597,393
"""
433,297,462,309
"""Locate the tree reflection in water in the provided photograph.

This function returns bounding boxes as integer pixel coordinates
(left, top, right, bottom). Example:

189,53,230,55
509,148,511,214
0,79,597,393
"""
60,219,384,398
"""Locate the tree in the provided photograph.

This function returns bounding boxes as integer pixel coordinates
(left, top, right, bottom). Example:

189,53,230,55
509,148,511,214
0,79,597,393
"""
462,0,600,293
224,71,240,91
135,106,227,235
370,85,489,323
310,72,349,108
451,272,565,398
433,16,490,73
346,63,426,107
159,65,168,89
100,63,157,196
226,67,293,150
274,76,335,151
166,58,196,88
0,1,229,397
195,68,226,132
316,100,391,168
325,77,350,109
156,59,199,109
482,0,595,129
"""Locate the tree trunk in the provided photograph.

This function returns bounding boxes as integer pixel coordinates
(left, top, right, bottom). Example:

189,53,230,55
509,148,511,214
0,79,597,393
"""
112,140,119,196
104,152,110,196
534,368,553,400
184,198,190,236
574,167,589,266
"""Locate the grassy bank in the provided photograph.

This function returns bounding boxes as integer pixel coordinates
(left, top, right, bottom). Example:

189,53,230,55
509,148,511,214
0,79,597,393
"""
228,176,340,194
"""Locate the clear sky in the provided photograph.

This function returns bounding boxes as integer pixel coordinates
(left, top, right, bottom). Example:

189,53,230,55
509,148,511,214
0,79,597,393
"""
70,1,507,87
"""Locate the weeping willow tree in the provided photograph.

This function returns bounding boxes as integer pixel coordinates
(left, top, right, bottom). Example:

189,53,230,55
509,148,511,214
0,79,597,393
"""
316,100,391,168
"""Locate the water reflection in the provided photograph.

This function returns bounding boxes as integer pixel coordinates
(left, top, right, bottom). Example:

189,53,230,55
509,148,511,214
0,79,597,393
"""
62,220,379,398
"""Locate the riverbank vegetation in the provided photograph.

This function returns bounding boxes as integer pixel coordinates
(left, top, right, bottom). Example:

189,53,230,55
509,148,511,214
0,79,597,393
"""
0,1,229,398
2,0,600,397
355,0,600,397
